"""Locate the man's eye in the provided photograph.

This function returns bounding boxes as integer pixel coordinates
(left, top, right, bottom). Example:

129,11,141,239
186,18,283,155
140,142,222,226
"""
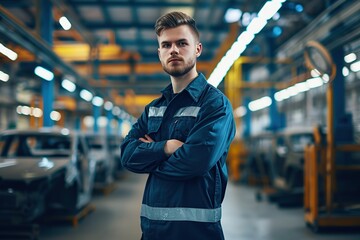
179,42,187,46
162,44,170,48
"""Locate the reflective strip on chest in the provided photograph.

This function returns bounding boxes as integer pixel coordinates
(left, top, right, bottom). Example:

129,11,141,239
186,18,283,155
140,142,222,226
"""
149,106,167,117
140,204,221,222
174,106,201,117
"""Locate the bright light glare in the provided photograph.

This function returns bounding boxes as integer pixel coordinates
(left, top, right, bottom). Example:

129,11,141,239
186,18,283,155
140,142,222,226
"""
342,66,349,77
104,101,113,111
0,71,9,82
306,77,324,88
350,60,360,72
0,43,18,61
249,96,272,111
50,111,61,121
224,8,242,23
344,53,356,63
258,1,282,21
208,0,286,87
237,31,255,46
294,82,310,92
234,106,247,117
92,96,104,107
61,79,76,92
59,16,72,30
80,89,93,102
34,66,54,81
246,17,267,35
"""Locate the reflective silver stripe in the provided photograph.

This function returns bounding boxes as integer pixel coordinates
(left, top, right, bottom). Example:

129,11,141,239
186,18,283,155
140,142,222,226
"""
141,204,221,222
149,106,167,117
174,106,201,117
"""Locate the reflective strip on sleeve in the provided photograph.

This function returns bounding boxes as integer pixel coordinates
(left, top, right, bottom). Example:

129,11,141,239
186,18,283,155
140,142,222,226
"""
149,106,167,117
174,106,201,118
140,204,221,222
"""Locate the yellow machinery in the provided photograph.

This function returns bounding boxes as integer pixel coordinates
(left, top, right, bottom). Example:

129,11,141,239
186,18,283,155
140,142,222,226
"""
303,41,360,231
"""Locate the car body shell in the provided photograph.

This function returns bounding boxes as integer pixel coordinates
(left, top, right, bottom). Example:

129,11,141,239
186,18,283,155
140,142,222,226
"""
0,128,96,223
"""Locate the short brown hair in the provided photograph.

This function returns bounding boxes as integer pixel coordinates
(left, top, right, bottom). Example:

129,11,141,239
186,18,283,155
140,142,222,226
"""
155,11,200,40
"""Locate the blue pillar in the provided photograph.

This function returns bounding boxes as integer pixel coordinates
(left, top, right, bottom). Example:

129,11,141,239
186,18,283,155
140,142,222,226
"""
117,118,123,136
92,48,100,132
106,109,113,134
331,46,353,143
266,37,283,131
40,0,54,127
75,116,81,130
93,105,100,133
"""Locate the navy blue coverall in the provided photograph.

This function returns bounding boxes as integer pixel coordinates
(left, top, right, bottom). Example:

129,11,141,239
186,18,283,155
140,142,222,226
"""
121,73,236,240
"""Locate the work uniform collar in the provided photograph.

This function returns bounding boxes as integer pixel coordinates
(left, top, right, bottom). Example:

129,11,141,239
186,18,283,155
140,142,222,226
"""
161,73,207,103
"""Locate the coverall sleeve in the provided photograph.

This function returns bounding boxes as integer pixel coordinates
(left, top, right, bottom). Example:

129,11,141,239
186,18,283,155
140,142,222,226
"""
120,107,168,173
153,97,236,180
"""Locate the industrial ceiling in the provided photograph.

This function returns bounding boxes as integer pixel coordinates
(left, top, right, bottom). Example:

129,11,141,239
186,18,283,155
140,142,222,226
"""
0,0,338,117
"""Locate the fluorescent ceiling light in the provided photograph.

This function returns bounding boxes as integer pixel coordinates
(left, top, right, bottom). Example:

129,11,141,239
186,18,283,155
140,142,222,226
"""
104,101,113,111
0,43,18,61
246,17,267,35
50,111,61,121
342,66,349,77
249,96,272,111
225,8,242,23
0,71,9,82
306,77,323,88
350,60,360,72
61,79,76,92
80,89,93,102
258,1,282,21
344,53,356,63
112,106,121,115
92,96,104,106
34,66,54,81
208,0,286,87
59,16,72,30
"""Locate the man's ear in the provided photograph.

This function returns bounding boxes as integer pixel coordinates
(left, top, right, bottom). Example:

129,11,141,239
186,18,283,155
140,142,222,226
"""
196,42,202,57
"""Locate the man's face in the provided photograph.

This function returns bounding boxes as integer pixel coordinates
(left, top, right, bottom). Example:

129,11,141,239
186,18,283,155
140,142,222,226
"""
157,25,202,77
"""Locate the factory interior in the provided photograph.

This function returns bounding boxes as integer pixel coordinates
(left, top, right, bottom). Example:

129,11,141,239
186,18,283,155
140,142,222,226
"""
1,0,360,239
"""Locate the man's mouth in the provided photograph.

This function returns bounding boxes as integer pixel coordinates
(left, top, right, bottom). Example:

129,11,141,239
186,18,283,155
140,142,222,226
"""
168,58,181,63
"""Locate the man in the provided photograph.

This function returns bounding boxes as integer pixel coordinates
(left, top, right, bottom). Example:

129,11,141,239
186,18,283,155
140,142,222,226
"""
121,11,236,240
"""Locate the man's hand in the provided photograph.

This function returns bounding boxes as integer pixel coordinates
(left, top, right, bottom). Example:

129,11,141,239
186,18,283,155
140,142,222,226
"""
139,134,154,143
139,135,183,157
164,139,184,157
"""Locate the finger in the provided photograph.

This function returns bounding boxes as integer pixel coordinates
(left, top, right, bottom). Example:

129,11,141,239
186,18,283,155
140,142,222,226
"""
145,134,154,142
139,137,149,143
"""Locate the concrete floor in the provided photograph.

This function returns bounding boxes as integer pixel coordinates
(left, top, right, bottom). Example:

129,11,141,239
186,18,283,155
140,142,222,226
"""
40,172,360,240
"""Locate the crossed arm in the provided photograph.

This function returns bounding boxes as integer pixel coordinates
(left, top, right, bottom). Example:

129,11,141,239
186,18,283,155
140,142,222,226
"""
139,134,183,157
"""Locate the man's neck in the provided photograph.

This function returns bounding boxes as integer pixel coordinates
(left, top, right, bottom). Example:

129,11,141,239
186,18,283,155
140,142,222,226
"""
171,69,198,93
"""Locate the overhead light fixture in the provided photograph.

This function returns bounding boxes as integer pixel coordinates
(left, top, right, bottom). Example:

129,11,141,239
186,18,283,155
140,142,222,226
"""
104,101,113,111
59,16,72,30
208,0,286,87
342,66,349,77
0,71,9,82
80,89,93,102
350,60,360,72
0,43,18,61
92,96,104,107
248,96,272,112
344,53,356,63
50,111,61,121
34,66,54,81
224,8,242,23
61,79,76,92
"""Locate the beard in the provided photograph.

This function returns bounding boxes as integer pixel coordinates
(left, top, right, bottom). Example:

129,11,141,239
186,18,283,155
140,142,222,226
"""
162,57,196,77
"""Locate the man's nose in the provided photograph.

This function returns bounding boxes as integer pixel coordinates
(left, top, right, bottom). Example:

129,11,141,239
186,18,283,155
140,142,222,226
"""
170,44,179,54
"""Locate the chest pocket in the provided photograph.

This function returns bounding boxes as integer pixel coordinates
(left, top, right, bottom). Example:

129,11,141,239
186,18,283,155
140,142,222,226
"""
148,117,162,134
170,106,200,142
